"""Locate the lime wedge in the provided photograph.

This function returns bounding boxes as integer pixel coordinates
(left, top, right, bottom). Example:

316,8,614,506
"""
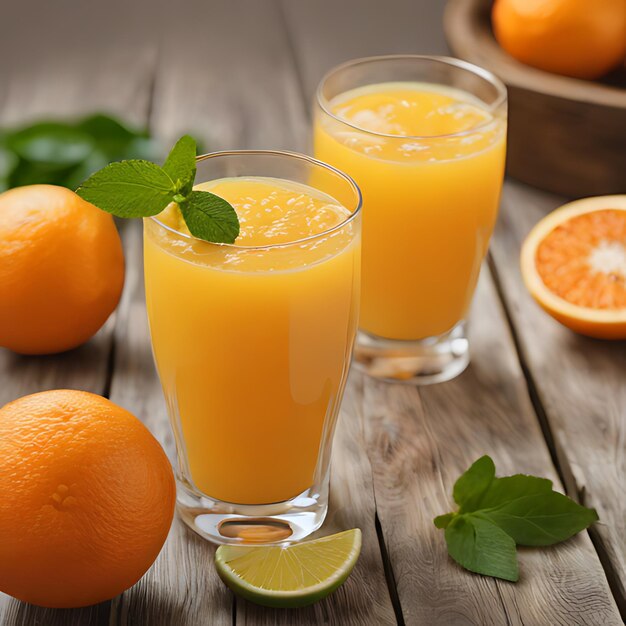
215,528,362,608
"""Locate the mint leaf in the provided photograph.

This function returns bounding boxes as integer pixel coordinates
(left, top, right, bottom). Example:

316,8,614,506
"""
468,474,553,512
76,160,174,217
179,191,240,244
477,492,599,546
435,456,598,582
458,473,553,515
445,515,518,582
162,134,196,196
75,134,240,244
434,513,455,529
454,455,495,510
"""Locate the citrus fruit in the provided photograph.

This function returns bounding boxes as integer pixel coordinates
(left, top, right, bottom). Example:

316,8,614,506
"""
492,0,626,80
0,184,125,355
215,528,362,608
521,196,626,339
0,389,175,608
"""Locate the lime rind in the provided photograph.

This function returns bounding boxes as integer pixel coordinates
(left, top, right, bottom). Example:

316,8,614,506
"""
215,528,362,608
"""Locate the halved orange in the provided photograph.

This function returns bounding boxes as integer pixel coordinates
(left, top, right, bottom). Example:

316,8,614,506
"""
521,196,626,339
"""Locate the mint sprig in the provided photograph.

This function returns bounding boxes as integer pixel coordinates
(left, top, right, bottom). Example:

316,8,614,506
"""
162,134,196,196
76,135,240,244
435,455,598,582
74,160,173,217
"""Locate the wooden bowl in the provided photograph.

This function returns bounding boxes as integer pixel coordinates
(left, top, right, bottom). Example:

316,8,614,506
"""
444,0,626,198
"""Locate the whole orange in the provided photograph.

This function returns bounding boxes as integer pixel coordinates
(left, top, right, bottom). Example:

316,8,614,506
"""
492,0,626,79
0,185,125,354
0,390,176,608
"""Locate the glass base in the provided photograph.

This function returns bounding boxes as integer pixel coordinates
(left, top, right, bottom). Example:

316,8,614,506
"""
353,321,469,385
176,480,328,545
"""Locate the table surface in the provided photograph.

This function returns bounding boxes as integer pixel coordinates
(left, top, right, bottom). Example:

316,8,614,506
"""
1,1,624,624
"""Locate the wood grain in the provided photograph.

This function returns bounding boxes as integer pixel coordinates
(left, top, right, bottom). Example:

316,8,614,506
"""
444,0,626,197
0,1,157,128
0,603,111,626
360,272,621,624
491,180,626,617
280,0,448,102
150,0,307,152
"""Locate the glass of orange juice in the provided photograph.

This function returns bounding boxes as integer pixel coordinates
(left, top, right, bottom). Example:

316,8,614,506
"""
314,56,507,384
144,150,361,544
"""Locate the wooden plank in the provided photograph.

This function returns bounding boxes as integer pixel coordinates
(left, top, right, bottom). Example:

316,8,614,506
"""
0,1,157,128
150,0,307,151
362,272,621,624
0,328,113,404
0,0,156,623
0,603,111,626
106,1,396,624
280,0,448,101
491,180,626,616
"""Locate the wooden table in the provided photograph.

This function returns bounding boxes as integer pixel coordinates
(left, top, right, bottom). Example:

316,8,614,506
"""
1,1,624,624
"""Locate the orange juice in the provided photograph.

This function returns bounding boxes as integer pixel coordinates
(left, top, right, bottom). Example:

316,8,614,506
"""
314,82,506,340
144,177,360,505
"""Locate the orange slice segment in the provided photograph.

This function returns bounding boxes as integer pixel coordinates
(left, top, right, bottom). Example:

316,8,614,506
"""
521,196,626,339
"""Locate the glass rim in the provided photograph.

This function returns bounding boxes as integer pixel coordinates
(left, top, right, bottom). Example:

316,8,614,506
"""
316,54,508,141
149,149,362,251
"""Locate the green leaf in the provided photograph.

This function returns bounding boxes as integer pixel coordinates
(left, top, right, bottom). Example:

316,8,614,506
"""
469,474,554,511
478,493,599,546
69,133,239,240
7,160,77,188
76,160,175,217
162,135,196,196
76,114,149,160
454,455,495,510
445,515,519,582
63,150,111,191
434,513,455,529
0,145,18,191
434,456,600,582
0,115,160,190
123,136,157,161
179,190,240,244
6,122,92,168
77,113,140,141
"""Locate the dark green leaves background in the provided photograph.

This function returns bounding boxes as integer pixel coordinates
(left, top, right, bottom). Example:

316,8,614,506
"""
0,114,164,192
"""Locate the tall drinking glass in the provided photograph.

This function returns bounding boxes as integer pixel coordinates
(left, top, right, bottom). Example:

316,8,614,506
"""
144,151,361,544
314,55,507,384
